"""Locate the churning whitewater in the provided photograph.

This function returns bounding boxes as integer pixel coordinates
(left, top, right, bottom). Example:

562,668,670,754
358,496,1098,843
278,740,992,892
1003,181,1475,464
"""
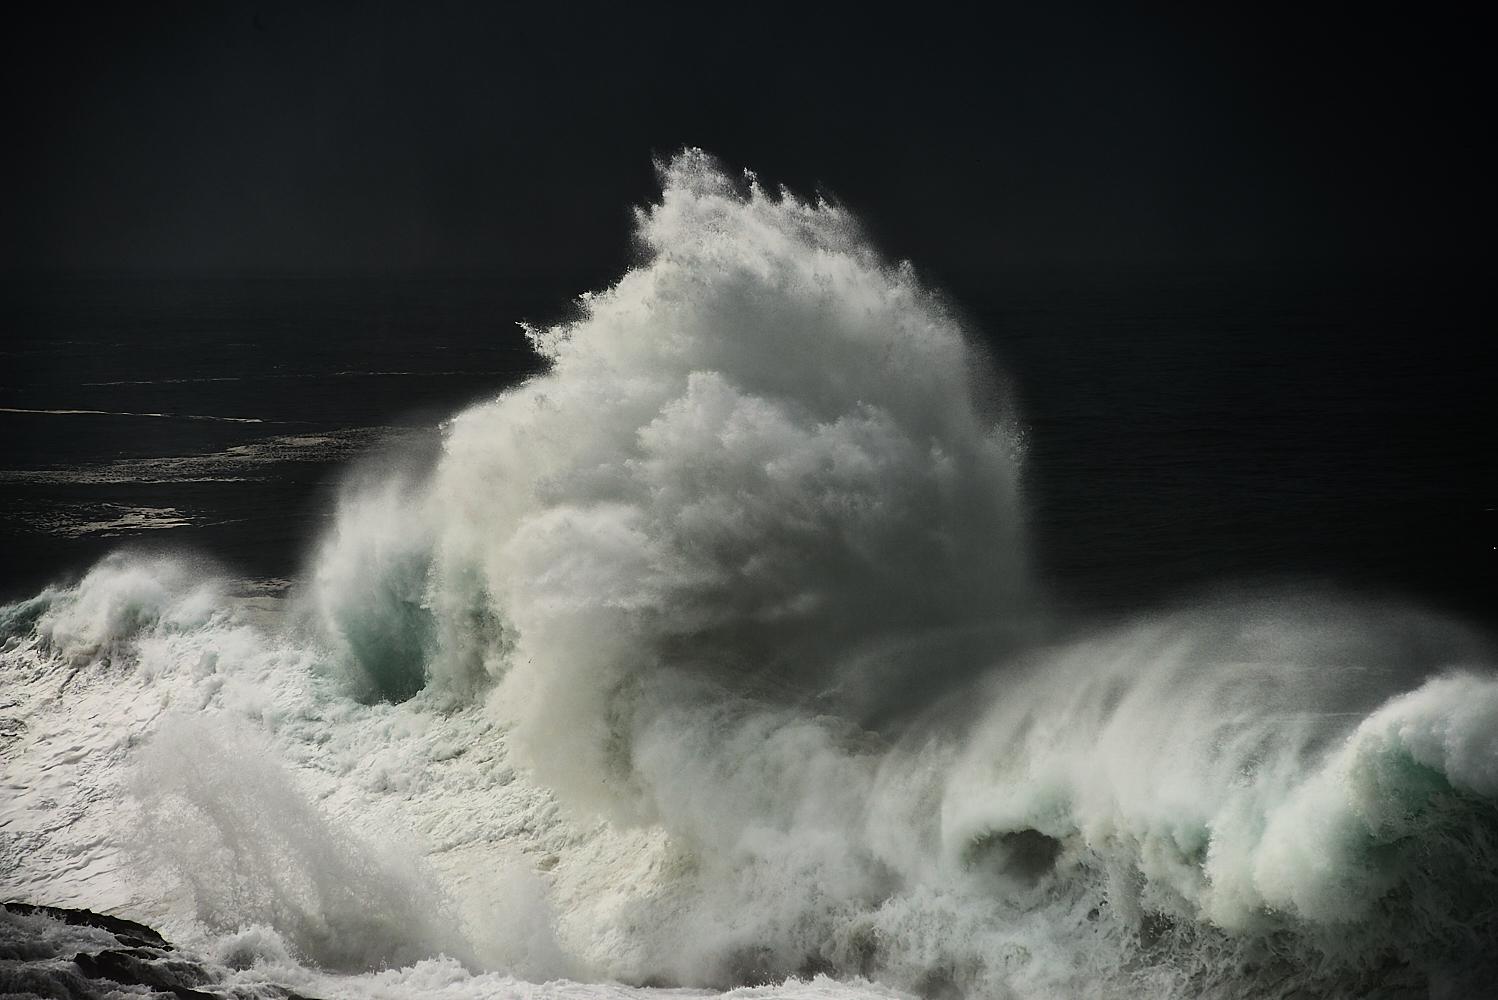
3,152,1497,999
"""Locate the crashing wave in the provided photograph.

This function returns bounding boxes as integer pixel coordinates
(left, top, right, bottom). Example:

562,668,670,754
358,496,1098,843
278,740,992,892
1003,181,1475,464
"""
4,151,1497,999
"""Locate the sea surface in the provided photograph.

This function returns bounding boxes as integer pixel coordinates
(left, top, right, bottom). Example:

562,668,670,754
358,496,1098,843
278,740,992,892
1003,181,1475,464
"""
4,270,1490,618
0,274,550,598
3,158,1496,1000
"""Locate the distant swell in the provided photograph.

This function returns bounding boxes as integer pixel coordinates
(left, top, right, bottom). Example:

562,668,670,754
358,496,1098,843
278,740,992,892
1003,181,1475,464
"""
3,151,1496,1000
0,406,271,424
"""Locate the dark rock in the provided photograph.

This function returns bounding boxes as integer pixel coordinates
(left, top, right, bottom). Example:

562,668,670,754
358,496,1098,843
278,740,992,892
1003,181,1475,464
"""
4,901,172,950
74,948,216,996
0,901,328,1000
0,963,102,1000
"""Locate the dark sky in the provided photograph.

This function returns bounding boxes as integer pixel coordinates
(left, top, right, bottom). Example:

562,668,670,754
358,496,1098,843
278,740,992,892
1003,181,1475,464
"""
1,2,1488,281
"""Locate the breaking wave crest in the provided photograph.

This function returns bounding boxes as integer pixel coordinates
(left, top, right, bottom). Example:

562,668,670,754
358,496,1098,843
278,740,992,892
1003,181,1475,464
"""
4,151,1497,999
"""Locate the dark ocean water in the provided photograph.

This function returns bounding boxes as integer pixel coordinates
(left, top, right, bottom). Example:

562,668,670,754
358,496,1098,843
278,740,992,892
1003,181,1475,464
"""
2,271,1492,624
3,176,1497,1000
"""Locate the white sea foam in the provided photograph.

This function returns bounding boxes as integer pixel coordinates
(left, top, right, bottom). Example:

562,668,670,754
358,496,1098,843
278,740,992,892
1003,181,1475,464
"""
3,151,1497,999
0,427,417,485
0,501,202,537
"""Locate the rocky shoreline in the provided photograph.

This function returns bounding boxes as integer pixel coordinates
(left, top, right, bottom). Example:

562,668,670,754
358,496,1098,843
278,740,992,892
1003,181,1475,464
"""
0,902,320,1000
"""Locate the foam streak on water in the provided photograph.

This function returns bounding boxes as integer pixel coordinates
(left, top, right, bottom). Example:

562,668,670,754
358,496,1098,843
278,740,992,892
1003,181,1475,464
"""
3,152,1497,1000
